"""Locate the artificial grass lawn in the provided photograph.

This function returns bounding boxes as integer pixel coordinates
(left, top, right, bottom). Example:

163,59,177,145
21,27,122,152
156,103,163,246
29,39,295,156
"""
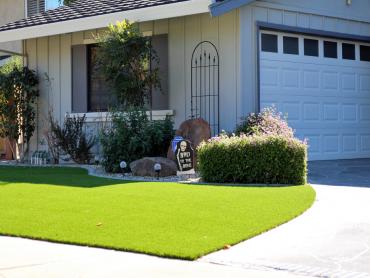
0,166,315,260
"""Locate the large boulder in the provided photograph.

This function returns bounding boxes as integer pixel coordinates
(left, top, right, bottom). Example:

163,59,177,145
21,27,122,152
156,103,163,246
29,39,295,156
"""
167,118,211,161
130,157,178,177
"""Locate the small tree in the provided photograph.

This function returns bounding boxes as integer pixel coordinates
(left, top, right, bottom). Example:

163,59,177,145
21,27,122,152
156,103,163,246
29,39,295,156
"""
0,59,39,161
96,20,161,108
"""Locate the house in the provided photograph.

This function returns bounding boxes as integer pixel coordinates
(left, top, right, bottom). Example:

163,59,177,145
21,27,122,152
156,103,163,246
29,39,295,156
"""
0,0,369,161
0,0,49,65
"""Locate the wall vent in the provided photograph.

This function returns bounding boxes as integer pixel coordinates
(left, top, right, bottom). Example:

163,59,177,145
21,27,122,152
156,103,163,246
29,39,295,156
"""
27,0,45,17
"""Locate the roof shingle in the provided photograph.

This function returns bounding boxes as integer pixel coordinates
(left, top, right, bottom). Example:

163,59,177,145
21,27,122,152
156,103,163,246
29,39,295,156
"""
0,0,190,32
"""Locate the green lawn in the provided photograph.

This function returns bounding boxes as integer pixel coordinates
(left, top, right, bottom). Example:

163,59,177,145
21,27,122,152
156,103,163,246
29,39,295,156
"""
0,166,315,260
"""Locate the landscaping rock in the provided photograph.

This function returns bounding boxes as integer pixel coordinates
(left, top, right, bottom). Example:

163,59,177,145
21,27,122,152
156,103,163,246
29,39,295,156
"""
130,157,177,177
167,118,211,162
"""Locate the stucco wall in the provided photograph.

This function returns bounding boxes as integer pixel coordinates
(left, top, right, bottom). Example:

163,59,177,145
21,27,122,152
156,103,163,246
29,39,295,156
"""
25,11,240,153
239,0,370,117
0,0,24,53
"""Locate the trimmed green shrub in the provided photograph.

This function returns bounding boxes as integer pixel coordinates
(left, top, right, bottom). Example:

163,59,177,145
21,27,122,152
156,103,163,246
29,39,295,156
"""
100,107,174,173
197,135,307,185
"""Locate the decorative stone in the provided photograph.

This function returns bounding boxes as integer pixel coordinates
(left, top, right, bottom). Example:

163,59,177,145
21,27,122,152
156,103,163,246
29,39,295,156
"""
167,118,211,161
177,118,211,147
130,157,178,177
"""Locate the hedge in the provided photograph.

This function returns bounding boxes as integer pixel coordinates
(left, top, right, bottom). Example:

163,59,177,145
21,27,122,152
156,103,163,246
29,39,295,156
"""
197,135,307,185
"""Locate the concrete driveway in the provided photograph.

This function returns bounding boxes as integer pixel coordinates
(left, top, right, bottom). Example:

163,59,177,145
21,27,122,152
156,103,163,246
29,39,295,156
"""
201,159,370,277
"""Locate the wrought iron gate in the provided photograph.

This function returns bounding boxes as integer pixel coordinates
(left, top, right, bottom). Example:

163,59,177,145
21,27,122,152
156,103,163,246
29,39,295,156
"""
191,41,220,135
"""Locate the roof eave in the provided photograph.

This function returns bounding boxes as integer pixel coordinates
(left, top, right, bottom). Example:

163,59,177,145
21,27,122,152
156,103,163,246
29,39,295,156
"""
0,0,210,43
209,0,255,16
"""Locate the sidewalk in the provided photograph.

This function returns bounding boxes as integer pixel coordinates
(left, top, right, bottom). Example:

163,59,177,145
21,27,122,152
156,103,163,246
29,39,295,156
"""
0,236,305,278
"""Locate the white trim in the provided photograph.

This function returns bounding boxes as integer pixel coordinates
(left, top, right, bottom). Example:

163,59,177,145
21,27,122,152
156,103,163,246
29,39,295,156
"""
69,110,175,123
0,0,210,43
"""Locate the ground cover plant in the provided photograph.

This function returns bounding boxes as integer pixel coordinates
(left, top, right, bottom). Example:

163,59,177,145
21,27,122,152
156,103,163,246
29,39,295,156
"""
0,166,315,260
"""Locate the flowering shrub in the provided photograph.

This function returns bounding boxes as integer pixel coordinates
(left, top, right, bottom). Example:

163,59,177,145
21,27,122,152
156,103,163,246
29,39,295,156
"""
197,134,307,185
235,107,294,138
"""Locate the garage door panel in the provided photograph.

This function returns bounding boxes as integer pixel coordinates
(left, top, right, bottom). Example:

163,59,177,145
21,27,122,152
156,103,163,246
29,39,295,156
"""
322,135,340,154
260,31,370,160
282,69,300,88
359,104,370,121
360,135,370,151
322,72,339,91
343,134,358,153
341,73,357,92
359,74,370,92
342,104,358,122
303,70,320,90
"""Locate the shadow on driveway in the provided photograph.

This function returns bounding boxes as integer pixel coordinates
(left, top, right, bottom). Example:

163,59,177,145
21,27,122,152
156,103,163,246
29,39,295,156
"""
309,158,370,187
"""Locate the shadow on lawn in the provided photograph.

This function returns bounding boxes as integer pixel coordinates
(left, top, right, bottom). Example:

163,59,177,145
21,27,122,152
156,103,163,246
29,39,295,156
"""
0,166,139,188
0,166,304,189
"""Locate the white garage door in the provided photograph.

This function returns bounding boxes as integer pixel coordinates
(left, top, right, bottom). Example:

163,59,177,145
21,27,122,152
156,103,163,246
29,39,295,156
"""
259,30,370,160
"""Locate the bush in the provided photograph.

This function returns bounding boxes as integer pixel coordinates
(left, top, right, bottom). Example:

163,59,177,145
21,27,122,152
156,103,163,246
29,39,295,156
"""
100,108,174,173
236,107,294,138
197,134,307,185
96,20,161,108
50,114,95,164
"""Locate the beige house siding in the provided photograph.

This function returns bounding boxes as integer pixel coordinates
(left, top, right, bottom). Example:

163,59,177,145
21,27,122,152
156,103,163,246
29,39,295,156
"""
0,0,24,54
25,11,240,152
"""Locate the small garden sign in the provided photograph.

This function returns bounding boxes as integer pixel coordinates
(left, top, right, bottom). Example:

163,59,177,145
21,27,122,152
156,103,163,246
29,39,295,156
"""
175,140,195,175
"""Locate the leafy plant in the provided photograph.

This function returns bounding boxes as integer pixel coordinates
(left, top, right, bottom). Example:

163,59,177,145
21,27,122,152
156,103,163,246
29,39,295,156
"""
100,107,174,173
198,134,307,185
50,114,95,164
96,20,161,108
0,59,39,161
236,107,294,138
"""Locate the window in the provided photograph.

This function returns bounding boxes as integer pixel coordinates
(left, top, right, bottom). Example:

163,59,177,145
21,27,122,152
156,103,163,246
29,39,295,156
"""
72,35,169,113
87,45,115,112
342,43,356,60
304,39,319,57
261,34,278,53
283,36,299,55
360,45,370,62
324,41,337,58
27,0,61,16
